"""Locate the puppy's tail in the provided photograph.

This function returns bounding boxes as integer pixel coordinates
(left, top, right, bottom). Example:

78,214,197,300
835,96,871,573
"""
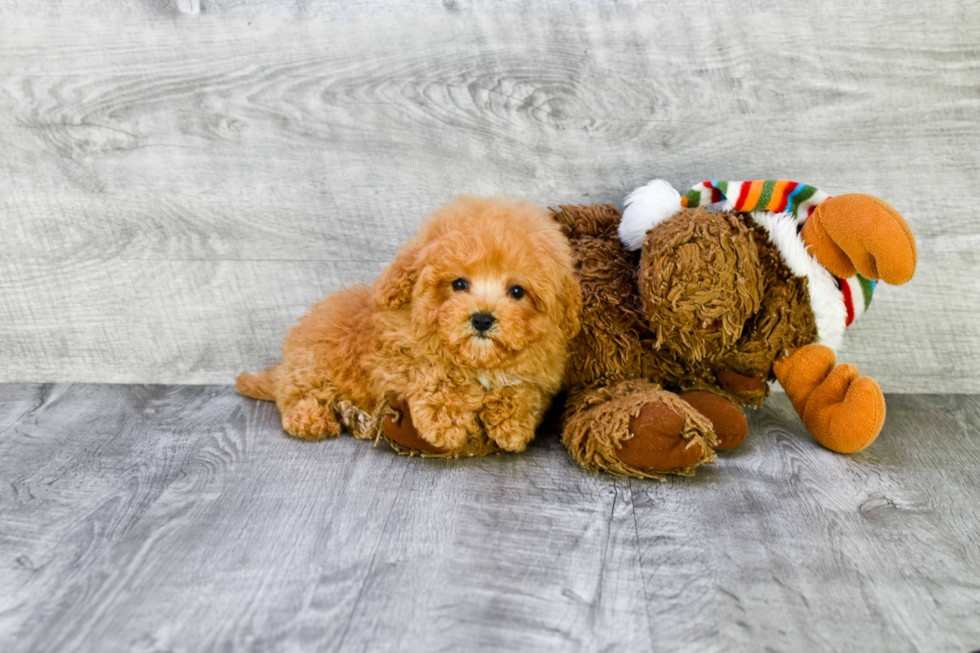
235,366,278,402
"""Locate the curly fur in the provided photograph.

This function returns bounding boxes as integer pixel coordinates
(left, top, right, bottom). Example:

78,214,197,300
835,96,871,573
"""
237,196,582,455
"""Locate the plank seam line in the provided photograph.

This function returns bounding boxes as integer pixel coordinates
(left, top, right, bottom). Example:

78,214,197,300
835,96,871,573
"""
629,478,657,643
329,458,411,653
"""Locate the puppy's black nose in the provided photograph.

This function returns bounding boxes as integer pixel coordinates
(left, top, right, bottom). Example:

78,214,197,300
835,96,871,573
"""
470,312,495,333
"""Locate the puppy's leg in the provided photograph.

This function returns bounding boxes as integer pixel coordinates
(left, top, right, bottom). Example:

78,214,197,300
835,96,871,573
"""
275,365,342,440
479,385,549,453
406,372,482,451
407,397,481,451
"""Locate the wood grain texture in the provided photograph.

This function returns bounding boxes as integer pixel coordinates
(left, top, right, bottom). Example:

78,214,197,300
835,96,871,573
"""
1,1,979,386
0,384,977,652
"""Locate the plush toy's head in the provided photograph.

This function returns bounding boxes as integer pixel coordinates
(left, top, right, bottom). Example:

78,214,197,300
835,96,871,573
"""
636,207,765,361
621,179,917,351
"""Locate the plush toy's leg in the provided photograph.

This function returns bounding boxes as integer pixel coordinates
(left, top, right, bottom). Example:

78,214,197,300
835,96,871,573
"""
678,391,748,451
715,370,769,407
772,344,886,453
562,379,716,479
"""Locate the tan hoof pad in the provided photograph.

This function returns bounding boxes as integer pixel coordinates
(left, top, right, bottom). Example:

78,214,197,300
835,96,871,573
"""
680,391,748,451
716,370,767,396
621,401,703,471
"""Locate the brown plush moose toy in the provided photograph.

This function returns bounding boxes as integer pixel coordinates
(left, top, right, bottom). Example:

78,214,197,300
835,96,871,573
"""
553,179,917,478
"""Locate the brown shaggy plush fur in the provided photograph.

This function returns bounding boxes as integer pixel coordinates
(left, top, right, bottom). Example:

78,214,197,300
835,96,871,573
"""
561,378,716,480
237,196,582,456
553,203,818,478
638,208,817,403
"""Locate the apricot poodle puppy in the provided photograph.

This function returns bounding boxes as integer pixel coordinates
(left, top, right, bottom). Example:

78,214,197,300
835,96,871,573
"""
236,197,582,455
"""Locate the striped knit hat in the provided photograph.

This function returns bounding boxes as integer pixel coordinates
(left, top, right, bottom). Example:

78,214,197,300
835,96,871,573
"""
619,179,877,350
682,179,828,222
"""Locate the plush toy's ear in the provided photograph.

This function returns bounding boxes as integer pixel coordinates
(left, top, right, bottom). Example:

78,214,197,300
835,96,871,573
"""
619,179,683,250
802,194,917,285
375,233,426,309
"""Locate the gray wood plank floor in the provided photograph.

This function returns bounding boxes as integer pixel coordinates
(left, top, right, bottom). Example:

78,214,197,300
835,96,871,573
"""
0,384,977,652
2,1,979,388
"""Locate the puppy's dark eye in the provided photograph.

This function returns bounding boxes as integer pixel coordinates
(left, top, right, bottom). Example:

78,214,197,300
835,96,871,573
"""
508,285,526,300
452,278,469,292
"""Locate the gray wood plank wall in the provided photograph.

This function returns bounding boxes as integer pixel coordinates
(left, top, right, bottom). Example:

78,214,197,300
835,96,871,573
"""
1,0,978,388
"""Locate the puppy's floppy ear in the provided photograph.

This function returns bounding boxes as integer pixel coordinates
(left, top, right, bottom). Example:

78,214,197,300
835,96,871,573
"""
532,226,583,340
375,232,426,309
559,272,583,340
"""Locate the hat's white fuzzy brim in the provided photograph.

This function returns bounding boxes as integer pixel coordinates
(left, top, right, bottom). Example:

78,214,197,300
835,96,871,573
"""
619,179,682,251
749,211,847,351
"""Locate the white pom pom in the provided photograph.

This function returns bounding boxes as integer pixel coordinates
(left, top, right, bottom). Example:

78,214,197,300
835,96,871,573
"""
619,179,682,250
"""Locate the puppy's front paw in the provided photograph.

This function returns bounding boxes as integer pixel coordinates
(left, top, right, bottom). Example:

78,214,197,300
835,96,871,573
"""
479,388,541,453
486,419,536,453
427,425,469,451
409,402,474,452
281,397,340,440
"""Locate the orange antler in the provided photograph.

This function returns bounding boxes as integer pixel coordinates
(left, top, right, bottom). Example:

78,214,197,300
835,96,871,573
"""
801,194,917,285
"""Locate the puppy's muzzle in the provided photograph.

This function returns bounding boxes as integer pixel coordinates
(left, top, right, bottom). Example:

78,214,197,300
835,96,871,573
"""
470,312,496,335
